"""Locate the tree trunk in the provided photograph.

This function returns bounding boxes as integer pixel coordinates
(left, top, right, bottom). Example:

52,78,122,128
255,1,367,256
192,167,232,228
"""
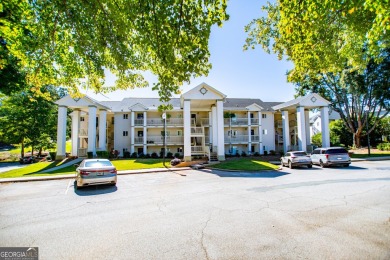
21,138,25,158
38,147,42,157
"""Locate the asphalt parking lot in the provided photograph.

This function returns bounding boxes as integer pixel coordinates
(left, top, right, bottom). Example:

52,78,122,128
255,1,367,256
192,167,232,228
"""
0,161,389,259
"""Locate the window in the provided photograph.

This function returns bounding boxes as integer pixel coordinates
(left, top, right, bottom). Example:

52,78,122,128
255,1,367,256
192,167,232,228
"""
251,129,255,136
138,131,143,137
262,129,268,135
80,117,85,122
177,130,183,136
123,114,129,119
138,148,143,155
123,131,128,136
250,113,254,118
137,113,144,119
161,131,170,136
262,114,267,119
228,130,237,137
177,147,183,153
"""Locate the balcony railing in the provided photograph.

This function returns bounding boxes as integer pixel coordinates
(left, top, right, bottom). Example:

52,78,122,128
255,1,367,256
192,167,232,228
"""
200,118,209,126
250,118,259,125
78,148,87,157
79,128,88,136
135,119,144,126
224,135,249,143
224,118,248,126
191,146,204,153
191,127,204,135
145,118,184,126
251,135,259,142
142,135,184,144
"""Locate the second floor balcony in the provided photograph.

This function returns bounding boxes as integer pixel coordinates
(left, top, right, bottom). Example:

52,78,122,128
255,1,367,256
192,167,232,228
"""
134,135,184,145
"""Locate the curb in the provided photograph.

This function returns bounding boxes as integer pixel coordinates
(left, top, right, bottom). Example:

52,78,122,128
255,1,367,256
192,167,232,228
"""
0,167,192,184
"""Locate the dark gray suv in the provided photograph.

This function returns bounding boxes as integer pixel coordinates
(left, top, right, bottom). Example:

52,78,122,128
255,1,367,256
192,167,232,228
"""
311,147,351,167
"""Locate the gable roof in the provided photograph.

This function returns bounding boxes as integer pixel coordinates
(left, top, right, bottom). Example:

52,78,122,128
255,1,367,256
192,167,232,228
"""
272,93,330,111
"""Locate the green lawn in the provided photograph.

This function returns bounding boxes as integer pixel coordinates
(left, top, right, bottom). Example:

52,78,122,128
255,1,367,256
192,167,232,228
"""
0,158,168,178
210,158,279,171
350,153,390,158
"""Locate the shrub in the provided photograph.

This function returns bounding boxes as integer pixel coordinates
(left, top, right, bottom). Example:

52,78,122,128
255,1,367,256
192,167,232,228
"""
263,151,268,156
253,152,260,157
378,143,390,151
131,152,138,158
123,151,131,158
87,152,93,159
167,152,173,158
49,152,56,160
269,150,276,155
174,153,180,158
145,153,151,158
138,153,145,158
241,151,247,157
151,152,159,158
96,151,109,158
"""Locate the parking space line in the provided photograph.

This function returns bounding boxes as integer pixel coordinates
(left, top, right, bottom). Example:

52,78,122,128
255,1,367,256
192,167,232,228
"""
65,180,72,195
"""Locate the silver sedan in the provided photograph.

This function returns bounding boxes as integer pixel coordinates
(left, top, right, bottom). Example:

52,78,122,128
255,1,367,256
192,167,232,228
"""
75,159,117,188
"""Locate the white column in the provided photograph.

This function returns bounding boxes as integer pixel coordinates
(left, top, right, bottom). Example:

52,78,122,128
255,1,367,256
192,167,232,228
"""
143,112,147,154
305,110,311,146
88,105,97,156
56,105,67,159
98,110,107,151
211,105,218,152
282,110,290,153
321,106,331,147
184,100,191,161
258,112,263,154
297,106,307,151
208,111,213,150
130,111,135,154
217,100,225,161
71,110,80,157
247,112,252,154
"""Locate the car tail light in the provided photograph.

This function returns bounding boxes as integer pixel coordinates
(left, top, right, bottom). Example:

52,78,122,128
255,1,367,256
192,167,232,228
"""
80,170,89,176
109,169,117,174
325,154,329,159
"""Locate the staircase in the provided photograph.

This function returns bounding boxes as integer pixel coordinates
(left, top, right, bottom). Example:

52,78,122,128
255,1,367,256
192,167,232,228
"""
209,152,218,162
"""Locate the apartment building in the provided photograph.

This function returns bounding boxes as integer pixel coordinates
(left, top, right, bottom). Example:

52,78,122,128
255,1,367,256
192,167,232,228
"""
55,83,331,161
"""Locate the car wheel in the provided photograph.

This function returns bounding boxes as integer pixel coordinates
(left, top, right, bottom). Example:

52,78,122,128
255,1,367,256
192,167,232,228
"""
308,164,312,168
288,161,293,169
320,160,325,168
280,159,284,167
343,164,350,167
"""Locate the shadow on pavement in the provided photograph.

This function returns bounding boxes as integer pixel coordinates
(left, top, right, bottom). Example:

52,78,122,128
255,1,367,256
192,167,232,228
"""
73,182,117,196
202,169,290,178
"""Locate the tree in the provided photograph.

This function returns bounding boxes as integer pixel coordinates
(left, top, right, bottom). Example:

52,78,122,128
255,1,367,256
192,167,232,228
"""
0,85,66,157
1,0,228,103
245,0,389,82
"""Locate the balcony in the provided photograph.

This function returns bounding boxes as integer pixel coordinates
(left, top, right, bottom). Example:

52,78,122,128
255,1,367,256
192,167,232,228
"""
200,118,209,126
135,119,144,126
250,118,259,125
191,146,205,154
144,118,184,127
136,135,184,145
191,127,204,136
224,135,250,143
224,118,248,126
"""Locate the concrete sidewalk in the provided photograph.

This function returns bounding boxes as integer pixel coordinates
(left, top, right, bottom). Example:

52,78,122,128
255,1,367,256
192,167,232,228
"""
0,167,192,184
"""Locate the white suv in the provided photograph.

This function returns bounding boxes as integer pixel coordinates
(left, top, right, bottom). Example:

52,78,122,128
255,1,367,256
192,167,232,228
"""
311,147,351,168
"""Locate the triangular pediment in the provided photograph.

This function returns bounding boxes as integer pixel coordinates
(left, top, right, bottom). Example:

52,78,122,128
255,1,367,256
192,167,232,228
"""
272,93,330,111
246,103,264,111
129,103,148,111
55,95,110,110
181,83,226,101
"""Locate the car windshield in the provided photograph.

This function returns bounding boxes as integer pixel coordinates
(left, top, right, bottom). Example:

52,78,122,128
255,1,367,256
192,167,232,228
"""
327,149,348,154
292,152,307,156
85,161,113,167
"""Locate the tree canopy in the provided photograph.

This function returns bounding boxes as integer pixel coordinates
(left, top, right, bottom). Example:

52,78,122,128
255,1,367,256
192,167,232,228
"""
1,0,228,101
245,0,389,82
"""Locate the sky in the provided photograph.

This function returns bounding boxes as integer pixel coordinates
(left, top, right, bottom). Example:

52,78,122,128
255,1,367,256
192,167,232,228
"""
83,0,296,103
